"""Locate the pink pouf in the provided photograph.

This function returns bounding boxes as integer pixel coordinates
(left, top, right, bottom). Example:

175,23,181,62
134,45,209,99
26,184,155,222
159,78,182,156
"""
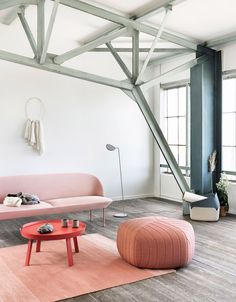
116,216,195,269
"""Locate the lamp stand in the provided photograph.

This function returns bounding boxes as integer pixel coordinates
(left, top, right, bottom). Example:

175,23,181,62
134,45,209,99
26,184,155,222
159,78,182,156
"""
113,147,128,218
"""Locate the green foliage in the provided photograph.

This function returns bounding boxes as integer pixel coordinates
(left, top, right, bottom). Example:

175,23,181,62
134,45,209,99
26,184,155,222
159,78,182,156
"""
216,173,229,211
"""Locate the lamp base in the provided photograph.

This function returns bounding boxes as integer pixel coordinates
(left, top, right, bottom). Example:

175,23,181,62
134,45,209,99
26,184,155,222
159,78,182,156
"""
113,213,128,218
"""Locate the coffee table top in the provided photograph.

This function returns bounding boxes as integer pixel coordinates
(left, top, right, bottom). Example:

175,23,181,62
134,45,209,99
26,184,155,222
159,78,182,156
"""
20,220,86,241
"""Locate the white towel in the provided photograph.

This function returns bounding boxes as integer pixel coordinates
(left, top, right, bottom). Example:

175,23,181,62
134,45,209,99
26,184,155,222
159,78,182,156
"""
35,120,44,155
30,120,36,146
24,119,31,141
23,119,44,155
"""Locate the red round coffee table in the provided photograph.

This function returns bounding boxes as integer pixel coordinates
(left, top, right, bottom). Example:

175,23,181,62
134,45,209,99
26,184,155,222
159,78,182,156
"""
20,220,86,266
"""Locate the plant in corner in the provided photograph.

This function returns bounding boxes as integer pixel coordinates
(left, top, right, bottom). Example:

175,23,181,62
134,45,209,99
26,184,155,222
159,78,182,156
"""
216,173,229,216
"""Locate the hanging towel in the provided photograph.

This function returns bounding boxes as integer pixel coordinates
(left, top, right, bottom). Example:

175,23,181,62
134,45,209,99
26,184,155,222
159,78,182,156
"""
23,119,44,155
24,119,31,141
30,120,36,146
34,120,44,155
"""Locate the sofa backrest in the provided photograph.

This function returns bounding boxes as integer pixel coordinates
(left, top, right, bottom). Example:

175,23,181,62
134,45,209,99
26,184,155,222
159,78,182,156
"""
0,173,104,203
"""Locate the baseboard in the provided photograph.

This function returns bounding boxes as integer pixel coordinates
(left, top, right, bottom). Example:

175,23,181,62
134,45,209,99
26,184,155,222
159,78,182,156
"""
159,195,182,203
111,193,153,201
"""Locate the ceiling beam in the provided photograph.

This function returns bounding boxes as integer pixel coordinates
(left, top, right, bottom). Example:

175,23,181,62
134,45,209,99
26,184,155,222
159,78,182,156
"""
54,27,127,64
0,0,36,10
88,48,189,53
17,6,37,56
2,6,19,25
141,55,208,90
37,0,45,61
106,42,132,79
134,0,186,21
135,6,172,84
0,49,133,90
223,69,236,79
2,5,25,25
132,30,139,83
207,32,236,48
55,0,198,50
147,51,194,67
40,0,60,64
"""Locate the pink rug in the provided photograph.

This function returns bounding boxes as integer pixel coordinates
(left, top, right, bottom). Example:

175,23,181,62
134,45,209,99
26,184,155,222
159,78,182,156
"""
0,234,175,302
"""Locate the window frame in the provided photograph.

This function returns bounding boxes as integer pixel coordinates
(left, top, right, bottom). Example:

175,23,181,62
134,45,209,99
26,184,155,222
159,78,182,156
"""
160,81,190,176
222,75,236,180
159,70,236,182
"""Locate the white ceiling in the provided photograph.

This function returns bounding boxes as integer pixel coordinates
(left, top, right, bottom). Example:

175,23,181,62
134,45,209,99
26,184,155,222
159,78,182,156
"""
148,0,236,41
0,0,236,58
80,0,236,41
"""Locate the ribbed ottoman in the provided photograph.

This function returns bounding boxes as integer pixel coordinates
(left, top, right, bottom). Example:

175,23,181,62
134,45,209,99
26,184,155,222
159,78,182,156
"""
116,216,195,269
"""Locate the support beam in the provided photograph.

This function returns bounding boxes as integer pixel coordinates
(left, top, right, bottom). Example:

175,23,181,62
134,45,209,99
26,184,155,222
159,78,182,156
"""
0,49,133,91
54,27,127,64
2,5,27,25
190,46,222,195
223,69,236,79
122,89,136,101
141,55,208,90
148,51,194,67
37,0,45,61
17,7,37,56
132,30,139,83
56,0,198,50
40,0,60,64
131,86,190,194
2,7,19,25
89,48,190,53
106,42,132,79
135,6,172,84
135,0,187,21
0,0,36,10
207,32,236,48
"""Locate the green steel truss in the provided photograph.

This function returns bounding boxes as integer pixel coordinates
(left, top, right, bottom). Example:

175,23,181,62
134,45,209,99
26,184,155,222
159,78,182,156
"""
0,0,205,198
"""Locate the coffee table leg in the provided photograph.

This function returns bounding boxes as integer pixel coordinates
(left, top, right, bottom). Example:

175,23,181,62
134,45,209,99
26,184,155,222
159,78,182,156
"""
25,240,33,266
73,237,79,253
36,240,41,252
66,238,73,266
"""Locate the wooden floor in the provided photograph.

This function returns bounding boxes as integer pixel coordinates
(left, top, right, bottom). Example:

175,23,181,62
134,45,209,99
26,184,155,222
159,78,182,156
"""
0,197,236,302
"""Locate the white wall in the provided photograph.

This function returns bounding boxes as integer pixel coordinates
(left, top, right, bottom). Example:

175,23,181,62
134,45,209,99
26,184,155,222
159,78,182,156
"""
0,56,154,200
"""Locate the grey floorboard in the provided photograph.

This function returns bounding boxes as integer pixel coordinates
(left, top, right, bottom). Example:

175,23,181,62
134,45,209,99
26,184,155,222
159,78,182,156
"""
0,197,235,302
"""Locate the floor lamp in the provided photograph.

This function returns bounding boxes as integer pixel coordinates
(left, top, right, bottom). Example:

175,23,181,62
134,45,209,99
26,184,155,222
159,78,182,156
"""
106,144,127,218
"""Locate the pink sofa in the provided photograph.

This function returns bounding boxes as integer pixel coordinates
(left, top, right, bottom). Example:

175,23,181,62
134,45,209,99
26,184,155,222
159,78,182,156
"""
0,173,112,226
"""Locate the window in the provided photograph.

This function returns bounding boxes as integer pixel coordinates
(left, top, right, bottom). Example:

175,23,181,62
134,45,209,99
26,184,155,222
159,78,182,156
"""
222,78,236,180
160,84,190,175
160,77,236,180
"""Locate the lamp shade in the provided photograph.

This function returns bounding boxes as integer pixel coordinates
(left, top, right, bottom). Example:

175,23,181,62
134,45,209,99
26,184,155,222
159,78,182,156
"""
106,144,116,151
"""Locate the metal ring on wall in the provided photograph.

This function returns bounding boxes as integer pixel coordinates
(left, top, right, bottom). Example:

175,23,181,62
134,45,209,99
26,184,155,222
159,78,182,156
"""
25,97,45,120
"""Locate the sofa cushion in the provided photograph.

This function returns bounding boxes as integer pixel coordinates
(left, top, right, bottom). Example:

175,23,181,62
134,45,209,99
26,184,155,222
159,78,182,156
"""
44,196,112,212
0,202,53,220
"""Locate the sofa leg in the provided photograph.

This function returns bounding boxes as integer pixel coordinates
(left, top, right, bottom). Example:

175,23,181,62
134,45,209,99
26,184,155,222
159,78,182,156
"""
89,210,93,222
103,208,105,227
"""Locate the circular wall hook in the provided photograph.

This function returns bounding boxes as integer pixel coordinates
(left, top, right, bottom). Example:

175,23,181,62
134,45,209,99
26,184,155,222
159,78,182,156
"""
25,97,45,120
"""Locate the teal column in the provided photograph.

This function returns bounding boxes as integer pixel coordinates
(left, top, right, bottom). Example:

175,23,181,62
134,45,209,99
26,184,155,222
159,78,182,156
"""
190,46,222,195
